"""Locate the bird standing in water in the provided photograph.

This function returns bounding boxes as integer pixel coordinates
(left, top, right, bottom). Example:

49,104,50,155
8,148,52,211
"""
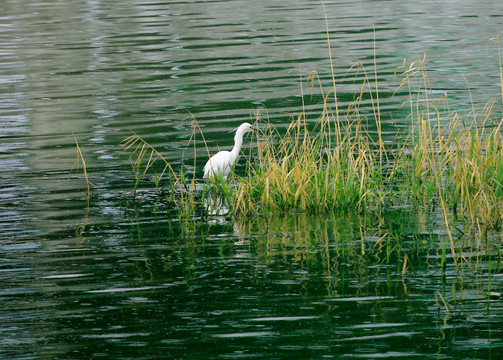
203,122,254,180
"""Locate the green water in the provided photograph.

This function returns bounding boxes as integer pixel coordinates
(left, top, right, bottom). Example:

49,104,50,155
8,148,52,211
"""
1,0,502,359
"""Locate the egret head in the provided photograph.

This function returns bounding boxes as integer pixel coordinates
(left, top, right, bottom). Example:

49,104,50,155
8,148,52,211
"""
233,122,254,135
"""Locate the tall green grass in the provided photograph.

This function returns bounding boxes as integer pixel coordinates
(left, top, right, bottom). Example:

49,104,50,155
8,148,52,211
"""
72,135,93,206
228,62,502,232
118,36,503,238
120,58,503,232
233,110,389,214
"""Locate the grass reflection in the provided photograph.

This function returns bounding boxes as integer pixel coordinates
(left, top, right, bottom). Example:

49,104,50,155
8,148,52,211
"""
234,211,500,301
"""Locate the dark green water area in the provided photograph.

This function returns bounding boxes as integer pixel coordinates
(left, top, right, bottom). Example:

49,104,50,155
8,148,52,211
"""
1,1,502,359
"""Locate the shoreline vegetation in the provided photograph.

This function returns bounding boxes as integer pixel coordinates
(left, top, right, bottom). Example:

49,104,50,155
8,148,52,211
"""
68,2,503,306
117,48,503,294
74,37,502,281
120,36,503,279
122,40,503,229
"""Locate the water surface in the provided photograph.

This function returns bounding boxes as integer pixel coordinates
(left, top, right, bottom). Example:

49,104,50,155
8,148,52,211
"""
1,0,502,359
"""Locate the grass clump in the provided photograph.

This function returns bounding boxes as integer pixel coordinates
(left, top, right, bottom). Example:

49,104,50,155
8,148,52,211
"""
230,48,503,231
394,54,503,230
234,108,390,215
118,39,503,233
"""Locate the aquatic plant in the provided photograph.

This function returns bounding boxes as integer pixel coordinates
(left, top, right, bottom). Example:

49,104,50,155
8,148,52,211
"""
119,53,503,231
395,54,503,230
233,109,387,214
115,34,503,258
72,135,94,206
121,131,201,225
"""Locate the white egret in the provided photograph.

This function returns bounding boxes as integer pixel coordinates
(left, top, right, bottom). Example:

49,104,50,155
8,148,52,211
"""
203,122,254,180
